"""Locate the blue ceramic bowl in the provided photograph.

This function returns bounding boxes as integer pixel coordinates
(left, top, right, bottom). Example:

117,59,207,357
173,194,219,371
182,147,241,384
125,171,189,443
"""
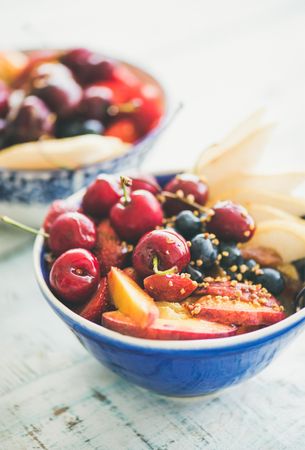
33,173,305,397
0,58,175,226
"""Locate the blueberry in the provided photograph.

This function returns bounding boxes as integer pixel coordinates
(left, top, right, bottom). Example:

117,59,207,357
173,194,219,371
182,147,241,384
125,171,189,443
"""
242,258,257,281
185,264,203,282
175,210,201,239
190,234,218,268
56,119,104,138
253,267,285,296
219,241,241,268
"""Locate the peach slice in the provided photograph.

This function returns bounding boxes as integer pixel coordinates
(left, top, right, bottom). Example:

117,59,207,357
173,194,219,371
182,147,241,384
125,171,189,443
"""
186,295,285,326
108,267,159,328
102,310,237,340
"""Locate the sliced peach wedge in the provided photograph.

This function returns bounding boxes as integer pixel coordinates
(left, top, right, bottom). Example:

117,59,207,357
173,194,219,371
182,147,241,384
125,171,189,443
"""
102,310,237,340
107,267,159,328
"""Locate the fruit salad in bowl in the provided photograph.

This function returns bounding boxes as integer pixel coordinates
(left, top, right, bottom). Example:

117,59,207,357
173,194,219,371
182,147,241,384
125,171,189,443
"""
0,49,171,225
33,112,305,396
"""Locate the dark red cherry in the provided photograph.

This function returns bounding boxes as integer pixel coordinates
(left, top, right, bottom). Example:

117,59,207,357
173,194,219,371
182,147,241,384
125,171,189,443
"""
104,118,139,143
81,85,113,120
130,174,161,195
163,173,209,215
30,63,82,117
11,95,54,143
132,229,191,277
0,118,7,149
0,81,10,118
43,199,78,233
207,200,256,243
110,189,163,242
50,248,100,303
82,175,121,218
61,48,116,84
48,212,97,255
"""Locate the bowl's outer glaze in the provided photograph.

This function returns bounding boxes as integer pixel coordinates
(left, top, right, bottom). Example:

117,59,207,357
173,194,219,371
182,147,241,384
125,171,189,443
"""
34,173,305,397
0,57,176,225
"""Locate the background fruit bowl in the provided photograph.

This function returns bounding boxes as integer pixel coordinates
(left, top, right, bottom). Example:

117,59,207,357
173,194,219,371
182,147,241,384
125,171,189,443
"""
0,50,175,226
34,172,305,397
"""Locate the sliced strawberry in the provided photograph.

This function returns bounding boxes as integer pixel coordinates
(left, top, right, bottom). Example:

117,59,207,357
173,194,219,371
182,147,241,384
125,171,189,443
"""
102,310,237,340
195,280,279,308
144,273,197,302
79,277,109,323
93,219,129,275
186,295,285,326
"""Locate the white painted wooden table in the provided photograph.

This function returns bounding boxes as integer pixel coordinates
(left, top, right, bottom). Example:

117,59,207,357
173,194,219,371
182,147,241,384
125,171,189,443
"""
1,1,305,449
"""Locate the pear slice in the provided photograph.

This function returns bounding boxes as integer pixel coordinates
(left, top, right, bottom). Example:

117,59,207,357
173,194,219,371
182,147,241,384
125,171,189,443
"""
209,188,305,217
244,219,305,263
194,110,274,185
211,171,305,199
0,134,130,170
243,203,302,225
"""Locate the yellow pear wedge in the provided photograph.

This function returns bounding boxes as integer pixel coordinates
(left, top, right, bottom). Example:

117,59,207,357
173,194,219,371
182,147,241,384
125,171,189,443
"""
244,220,305,263
209,188,305,217
244,203,303,225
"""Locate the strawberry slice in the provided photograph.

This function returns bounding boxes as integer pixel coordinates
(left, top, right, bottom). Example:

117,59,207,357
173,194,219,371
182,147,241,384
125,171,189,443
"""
79,277,109,323
195,280,279,308
186,295,285,326
93,219,129,275
102,310,237,340
144,273,197,302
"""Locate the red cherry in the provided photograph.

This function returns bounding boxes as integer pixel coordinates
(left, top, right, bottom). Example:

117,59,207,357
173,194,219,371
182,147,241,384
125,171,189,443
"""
11,95,55,143
130,83,164,135
144,273,197,301
43,199,78,233
104,119,139,143
50,248,100,303
110,189,163,242
130,174,161,195
49,212,97,255
30,63,82,117
81,85,113,121
0,81,10,118
132,229,191,277
61,48,116,84
163,173,209,215
82,174,121,218
207,200,255,243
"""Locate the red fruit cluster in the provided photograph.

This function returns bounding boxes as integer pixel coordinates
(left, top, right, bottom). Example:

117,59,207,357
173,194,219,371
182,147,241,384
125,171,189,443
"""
0,48,164,150
42,170,286,338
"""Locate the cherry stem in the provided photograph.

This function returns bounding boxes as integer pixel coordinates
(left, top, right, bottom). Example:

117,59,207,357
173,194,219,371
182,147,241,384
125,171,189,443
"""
152,256,178,275
0,215,49,239
159,191,210,214
120,176,132,205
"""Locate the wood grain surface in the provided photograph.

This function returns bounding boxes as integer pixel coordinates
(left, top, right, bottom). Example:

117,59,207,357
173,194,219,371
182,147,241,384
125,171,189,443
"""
1,1,305,448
